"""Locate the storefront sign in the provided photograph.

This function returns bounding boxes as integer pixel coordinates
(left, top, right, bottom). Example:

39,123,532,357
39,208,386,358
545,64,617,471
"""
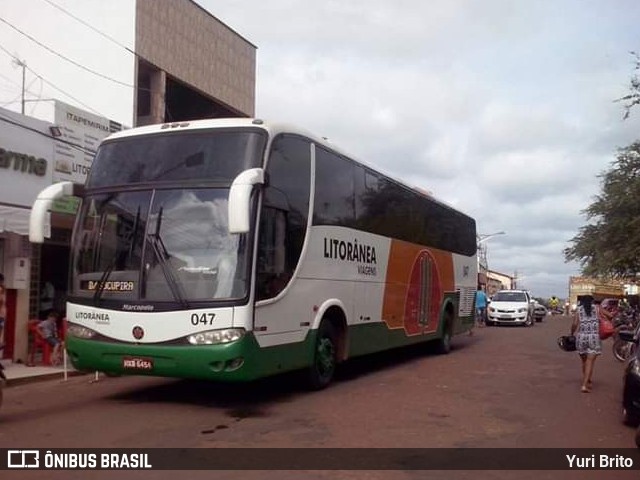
53,100,122,185
0,107,53,208
0,147,48,176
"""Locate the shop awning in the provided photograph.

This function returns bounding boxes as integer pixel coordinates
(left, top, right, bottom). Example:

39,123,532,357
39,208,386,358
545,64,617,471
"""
0,205,50,237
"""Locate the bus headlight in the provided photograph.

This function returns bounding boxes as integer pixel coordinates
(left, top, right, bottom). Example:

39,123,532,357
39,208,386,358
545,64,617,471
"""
188,328,245,345
67,324,97,339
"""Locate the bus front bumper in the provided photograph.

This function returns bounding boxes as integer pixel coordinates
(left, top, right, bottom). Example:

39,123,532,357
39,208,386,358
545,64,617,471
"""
64,332,311,382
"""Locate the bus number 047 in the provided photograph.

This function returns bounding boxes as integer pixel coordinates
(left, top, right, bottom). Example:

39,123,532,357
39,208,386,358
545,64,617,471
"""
191,313,216,326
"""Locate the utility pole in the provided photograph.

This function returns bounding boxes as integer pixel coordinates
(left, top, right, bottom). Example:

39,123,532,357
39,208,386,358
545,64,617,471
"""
12,57,27,114
21,60,25,114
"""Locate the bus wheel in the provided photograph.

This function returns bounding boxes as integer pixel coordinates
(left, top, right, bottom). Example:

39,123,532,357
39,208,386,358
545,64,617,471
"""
436,316,453,354
308,321,337,390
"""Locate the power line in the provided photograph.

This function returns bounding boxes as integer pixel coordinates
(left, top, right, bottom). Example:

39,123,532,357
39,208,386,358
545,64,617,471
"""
37,0,164,98
0,15,134,88
0,112,97,156
29,77,44,115
41,0,136,56
0,43,106,117
0,70,20,88
0,75,39,107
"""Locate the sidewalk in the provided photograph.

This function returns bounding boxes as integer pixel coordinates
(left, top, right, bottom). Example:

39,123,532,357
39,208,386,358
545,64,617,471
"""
1,358,86,387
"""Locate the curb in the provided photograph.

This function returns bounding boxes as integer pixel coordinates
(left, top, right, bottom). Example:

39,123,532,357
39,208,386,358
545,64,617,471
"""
5,370,89,388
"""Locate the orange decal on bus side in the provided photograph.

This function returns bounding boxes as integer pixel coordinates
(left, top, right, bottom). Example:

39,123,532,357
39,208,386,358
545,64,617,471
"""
381,239,454,335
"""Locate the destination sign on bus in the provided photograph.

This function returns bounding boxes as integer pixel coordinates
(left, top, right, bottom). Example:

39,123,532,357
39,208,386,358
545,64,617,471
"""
81,280,135,292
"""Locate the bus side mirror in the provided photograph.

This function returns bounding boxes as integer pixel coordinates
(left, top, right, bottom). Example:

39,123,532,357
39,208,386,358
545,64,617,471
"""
29,182,84,243
228,168,264,234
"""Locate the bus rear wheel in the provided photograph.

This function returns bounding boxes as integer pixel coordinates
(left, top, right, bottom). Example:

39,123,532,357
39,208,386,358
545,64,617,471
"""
307,321,337,390
436,313,454,354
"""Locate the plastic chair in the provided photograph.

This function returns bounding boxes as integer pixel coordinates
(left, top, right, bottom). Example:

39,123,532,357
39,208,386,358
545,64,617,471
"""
27,320,62,366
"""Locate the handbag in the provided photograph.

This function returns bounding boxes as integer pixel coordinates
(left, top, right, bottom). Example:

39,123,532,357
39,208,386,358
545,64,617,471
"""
599,316,615,340
597,306,615,340
557,335,576,352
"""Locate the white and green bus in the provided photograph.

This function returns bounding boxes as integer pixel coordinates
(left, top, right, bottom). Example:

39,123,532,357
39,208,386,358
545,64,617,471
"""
30,119,477,388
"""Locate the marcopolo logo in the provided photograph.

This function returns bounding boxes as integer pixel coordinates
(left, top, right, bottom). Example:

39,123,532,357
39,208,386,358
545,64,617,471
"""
8,450,39,468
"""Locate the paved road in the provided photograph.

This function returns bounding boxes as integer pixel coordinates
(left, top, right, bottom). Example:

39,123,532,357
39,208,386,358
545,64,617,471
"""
0,315,637,479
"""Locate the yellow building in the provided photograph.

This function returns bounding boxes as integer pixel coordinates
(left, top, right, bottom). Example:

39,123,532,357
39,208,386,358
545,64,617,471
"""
487,270,515,297
568,276,625,307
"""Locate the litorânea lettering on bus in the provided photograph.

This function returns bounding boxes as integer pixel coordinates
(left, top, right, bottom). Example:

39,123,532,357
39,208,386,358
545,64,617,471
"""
323,237,378,276
75,311,110,324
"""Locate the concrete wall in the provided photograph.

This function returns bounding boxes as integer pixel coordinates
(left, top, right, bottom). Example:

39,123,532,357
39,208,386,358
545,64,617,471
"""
136,0,256,118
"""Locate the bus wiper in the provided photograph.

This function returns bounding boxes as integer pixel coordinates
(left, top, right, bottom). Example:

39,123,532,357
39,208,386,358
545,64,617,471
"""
93,207,140,304
146,207,190,308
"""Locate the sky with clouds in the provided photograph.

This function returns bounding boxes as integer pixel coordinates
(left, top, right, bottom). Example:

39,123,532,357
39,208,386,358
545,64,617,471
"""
1,0,640,298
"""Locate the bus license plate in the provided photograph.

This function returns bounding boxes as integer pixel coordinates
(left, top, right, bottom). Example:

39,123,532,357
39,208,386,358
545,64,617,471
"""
122,356,154,370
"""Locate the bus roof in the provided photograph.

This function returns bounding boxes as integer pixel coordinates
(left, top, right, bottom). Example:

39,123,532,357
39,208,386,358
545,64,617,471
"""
105,118,470,219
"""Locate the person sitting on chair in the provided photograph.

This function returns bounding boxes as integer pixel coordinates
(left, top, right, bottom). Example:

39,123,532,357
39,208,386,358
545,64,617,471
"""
37,311,62,365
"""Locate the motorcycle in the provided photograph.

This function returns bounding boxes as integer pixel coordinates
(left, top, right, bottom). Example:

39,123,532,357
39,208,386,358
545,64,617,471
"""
620,331,640,448
613,318,640,363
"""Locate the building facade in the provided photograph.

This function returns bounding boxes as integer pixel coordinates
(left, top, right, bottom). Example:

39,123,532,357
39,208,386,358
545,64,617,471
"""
134,0,256,125
0,1,256,362
568,276,625,308
0,107,54,360
486,270,515,297
0,103,123,361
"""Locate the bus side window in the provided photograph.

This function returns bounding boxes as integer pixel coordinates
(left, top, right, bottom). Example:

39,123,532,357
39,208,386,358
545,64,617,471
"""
313,147,355,227
256,206,287,300
256,134,311,301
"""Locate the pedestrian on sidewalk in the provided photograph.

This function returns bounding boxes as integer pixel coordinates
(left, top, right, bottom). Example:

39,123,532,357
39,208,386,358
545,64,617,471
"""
570,295,601,393
475,286,488,328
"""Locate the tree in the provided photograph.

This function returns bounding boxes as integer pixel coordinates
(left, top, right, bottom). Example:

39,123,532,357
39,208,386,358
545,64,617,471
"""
618,51,640,119
564,141,640,277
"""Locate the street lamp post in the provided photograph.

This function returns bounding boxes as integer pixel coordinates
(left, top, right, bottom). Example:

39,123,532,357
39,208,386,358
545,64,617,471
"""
477,231,506,293
477,231,506,245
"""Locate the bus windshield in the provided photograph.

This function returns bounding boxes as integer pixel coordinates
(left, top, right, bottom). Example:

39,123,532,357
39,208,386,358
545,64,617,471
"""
72,188,250,303
87,130,266,187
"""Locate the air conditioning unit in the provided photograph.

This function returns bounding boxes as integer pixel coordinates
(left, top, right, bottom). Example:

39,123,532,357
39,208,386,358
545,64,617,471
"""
6,256,30,289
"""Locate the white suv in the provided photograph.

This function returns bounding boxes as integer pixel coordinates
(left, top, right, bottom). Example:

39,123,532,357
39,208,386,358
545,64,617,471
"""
487,290,534,327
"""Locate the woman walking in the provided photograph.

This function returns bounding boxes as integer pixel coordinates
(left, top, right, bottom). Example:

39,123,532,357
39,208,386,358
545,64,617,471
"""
570,295,601,393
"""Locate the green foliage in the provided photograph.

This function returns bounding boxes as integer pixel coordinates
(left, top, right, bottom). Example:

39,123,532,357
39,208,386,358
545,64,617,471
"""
617,51,640,120
564,141,640,277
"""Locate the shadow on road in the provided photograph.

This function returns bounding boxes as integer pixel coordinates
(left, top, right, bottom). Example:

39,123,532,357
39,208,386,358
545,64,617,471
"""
105,332,481,414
